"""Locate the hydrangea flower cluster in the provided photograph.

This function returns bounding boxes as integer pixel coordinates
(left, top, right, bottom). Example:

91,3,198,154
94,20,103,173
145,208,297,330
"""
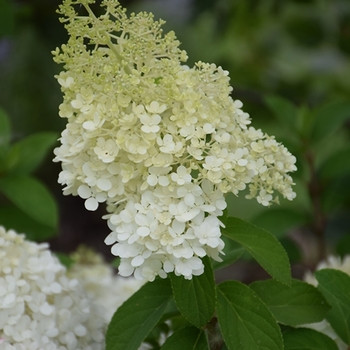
67,246,145,323
0,226,106,350
53,0,297,280
303,255,350,350
67,246,157,350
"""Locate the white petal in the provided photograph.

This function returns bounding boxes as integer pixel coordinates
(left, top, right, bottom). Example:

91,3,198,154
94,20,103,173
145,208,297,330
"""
85,198,98,211
147,174,157,186
105,232,117,245
131,256,144,267
95,192,107,202
137,227,150,237
159,176,169,186
171,220,185,234
3,293,15,306
238,159,248,166
50,282,62,294
40,302,53,316
82,121,95,130
77,185,92,199
96,178,112,191
118,262,135,276
74,325,87,337
163,260,174,273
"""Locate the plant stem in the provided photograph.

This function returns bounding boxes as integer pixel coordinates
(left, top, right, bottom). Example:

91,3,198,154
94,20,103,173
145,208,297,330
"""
305,148,327,263
205,317,225,350
82,3,132,74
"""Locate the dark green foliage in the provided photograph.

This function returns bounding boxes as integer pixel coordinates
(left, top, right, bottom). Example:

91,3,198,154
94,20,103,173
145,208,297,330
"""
316,269,350,345
217,281,283,350
170,257,216,328
250,279,330,326
106,278,173,350
0,110,58,239
283,328,338,350
223,217,291,284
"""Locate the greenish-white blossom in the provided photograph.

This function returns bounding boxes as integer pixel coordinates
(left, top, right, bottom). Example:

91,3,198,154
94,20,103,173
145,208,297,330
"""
53,0,297,281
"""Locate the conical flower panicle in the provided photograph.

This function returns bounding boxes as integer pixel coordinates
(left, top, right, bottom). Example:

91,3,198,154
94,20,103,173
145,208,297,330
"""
53,0,297,281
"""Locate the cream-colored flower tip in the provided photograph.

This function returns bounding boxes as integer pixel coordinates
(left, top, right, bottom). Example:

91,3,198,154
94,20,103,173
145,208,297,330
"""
67,246,145,323
53,0,296,281
303,255,350,350
0,227,106,350
304,255,350,286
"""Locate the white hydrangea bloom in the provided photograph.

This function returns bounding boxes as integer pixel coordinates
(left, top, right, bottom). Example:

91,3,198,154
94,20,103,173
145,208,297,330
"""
303,255,350,350
0,226,106,350
67,246,145,323
53,0,297,280
67,246,166,350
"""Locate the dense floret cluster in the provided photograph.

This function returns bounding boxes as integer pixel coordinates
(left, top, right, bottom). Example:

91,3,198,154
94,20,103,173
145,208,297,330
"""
53,0,297,280
0,227,106,350
67,246,145,323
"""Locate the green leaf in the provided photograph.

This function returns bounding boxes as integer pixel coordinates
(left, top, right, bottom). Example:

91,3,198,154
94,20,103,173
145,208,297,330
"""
279,237,302,264
217,281,283,350
3,144,20,172
219,207,229,226
0,203,56,241
144,319,172,348
9,132,58,175
0,107,11,147
296,105,314,138
170,256,216,328
106,278,173,350
160,326,209,350
311,100,350,143
265,95,297,131
318,146,350,180
316,268,350,345
166,313,192,333
282,327,338,350
223,217,291,284
250,279,330,326
111,257,121,269
251,208,307,238
212,245,245,270
0,175,58,228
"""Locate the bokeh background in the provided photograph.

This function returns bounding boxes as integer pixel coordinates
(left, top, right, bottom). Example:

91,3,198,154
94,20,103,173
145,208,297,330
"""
1,0,350,282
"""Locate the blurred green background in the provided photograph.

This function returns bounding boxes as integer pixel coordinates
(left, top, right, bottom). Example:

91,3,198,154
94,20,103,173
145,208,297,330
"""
0,0,349,280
